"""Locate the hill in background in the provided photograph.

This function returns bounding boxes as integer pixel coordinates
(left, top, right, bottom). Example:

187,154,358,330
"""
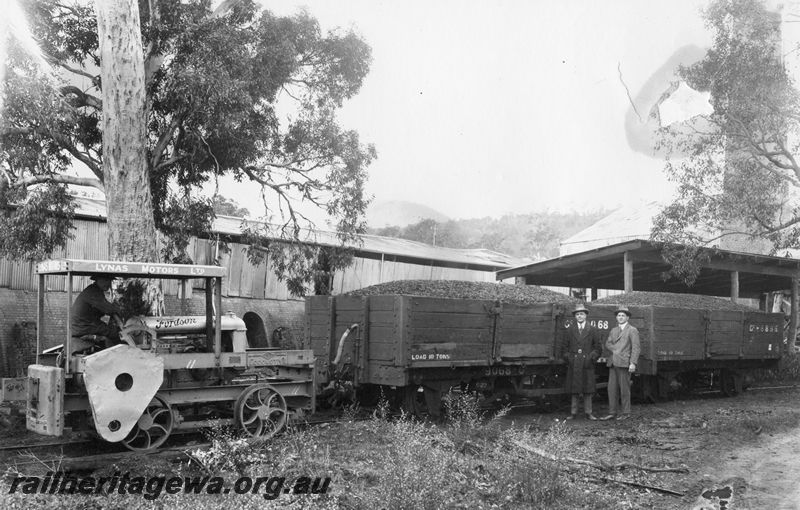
369,209,609,260
366,200,450,228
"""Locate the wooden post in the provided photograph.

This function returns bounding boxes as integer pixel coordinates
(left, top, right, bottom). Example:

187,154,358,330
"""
730,271,739,303
36,274,44,365
623,252,633,292
591,287,598,301
791,277,798,351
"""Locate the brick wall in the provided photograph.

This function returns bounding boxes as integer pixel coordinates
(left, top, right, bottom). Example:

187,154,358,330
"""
0,288,305,377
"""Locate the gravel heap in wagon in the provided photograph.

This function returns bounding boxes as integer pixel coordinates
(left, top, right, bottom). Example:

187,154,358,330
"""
346,280,578,305
591,291,758,311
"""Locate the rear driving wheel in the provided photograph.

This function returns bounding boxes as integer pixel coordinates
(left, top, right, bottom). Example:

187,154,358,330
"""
235,383,288,439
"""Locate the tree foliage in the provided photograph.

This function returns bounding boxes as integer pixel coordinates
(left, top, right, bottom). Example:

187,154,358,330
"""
212,195,250,217
651,0,800,282
1,0,373,293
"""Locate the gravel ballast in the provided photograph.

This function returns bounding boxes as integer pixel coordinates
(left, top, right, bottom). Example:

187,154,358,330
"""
592,291,759,311
346,280,578,305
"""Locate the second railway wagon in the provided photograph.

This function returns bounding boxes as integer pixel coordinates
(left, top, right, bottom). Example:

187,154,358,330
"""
587,303,782,400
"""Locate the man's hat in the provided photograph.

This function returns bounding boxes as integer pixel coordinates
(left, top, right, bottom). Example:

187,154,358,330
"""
614,306,632,317
572,304,589,315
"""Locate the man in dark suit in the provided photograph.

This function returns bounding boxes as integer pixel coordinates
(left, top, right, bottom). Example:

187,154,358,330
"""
601,306,641,421
558,304,603,420
71,274,122,348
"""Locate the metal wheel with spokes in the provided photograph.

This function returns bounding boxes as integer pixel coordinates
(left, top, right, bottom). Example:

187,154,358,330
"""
122,395,174,452
721,369,741,397
234,383,288,439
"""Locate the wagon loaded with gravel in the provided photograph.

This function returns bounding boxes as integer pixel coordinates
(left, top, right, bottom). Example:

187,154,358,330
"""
305,280,580,417
306,282,784,415
591,292,783,400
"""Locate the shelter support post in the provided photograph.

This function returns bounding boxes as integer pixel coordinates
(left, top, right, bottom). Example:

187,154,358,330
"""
37,274,44,364
591,287,598,301
205,278,213,352
214,277,222,360
66,273,73,373
180,280,187,315
791,277,798,351
623,252,633,292
730,271,739,303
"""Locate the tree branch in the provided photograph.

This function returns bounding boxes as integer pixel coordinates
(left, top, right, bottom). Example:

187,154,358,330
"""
48,59,100,88
152,116,182,168
60,86,102,109
6,173,104,192
0,126,34,137
47,131,102,179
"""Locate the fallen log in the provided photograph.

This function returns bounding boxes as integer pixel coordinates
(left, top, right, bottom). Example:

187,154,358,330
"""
512,440,689,474
592,475,685,497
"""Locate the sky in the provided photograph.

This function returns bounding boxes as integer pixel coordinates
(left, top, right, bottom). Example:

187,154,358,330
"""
3,0,720,223
210,0,715,221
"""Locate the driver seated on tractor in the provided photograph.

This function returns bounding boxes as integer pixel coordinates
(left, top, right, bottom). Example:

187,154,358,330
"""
71,274,122,350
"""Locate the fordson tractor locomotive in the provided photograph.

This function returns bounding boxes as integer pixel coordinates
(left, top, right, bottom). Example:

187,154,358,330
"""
0,259,315,451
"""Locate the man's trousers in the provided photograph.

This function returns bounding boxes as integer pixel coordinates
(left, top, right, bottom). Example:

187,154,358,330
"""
607,367,631,416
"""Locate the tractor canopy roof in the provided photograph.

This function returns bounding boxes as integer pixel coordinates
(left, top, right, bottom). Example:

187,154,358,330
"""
35,259,227,280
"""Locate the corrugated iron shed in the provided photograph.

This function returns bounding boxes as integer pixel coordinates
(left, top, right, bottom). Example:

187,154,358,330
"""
73,197,522,271
211,215,522,271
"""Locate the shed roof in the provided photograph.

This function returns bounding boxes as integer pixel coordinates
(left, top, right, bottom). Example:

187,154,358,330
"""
496,239,800,298
558,201,662,255
212,215,523,270
72,197,522,271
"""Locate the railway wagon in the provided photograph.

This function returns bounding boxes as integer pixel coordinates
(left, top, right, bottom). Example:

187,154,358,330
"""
307,290,785,415
305,294,572,416
585,303,783,400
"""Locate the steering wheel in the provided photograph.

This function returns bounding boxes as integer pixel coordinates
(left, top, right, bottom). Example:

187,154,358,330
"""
117,316,157,348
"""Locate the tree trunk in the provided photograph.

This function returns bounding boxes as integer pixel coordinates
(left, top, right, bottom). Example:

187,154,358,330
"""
95,0,158,262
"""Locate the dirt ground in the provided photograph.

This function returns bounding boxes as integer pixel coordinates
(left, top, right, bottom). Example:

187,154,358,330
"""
1,386,799,509
502,385,800,509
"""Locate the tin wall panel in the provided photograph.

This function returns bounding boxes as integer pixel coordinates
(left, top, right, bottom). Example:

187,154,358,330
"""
227,246,244,297
0,218,500,299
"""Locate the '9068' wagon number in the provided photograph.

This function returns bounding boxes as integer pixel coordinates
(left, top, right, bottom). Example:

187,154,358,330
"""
484,367,523,376
564,320,609,329
749,323,780,333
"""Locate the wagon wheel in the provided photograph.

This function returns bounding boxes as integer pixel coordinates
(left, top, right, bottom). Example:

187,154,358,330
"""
402,385,444,420
234,383,288,439
402,385,427,418
720,370,740,397
122,395,174,452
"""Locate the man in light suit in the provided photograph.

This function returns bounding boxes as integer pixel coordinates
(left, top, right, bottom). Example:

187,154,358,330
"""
600,306,640,421
557,304,603,420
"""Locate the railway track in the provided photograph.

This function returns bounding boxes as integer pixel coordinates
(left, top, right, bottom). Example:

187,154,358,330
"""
0,414,372,473
3,384,798,473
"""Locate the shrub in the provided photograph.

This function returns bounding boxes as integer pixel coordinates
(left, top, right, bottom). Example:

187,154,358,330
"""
356,416,461,510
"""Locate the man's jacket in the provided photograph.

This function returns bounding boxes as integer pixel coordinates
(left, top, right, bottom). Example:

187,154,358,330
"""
605,324,641,368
